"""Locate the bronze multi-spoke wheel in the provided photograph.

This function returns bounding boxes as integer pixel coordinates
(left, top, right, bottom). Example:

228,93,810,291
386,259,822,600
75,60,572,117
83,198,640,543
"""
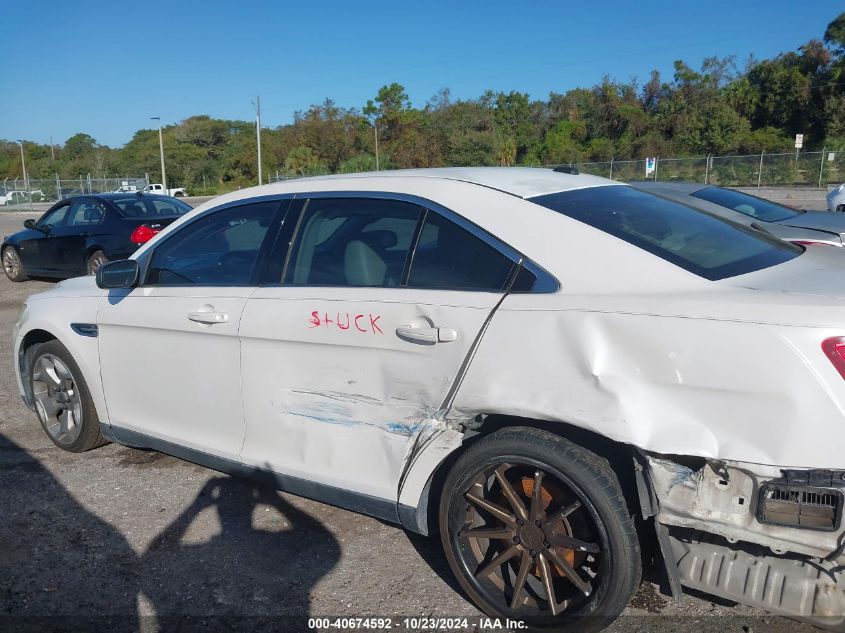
440,427,640,632
27,339,106,453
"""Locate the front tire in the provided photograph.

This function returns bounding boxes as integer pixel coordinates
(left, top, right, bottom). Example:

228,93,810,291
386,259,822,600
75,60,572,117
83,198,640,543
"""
29,340,107,452
439,427,641,632
2,246,28,282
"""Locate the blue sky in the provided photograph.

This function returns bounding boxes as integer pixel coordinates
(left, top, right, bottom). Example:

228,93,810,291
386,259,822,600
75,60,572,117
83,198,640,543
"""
0,0,839,147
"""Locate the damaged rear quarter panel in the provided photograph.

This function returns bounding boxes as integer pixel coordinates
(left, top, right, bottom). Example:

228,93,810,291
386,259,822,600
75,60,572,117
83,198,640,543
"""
449,293,845,470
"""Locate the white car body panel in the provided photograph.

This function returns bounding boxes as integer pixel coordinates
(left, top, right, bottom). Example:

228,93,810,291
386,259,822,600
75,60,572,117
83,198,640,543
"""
238,286,501,500
97,286,253,462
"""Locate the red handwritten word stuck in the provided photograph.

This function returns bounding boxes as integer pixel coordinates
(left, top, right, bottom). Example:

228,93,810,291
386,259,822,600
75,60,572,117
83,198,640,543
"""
309,311,384,335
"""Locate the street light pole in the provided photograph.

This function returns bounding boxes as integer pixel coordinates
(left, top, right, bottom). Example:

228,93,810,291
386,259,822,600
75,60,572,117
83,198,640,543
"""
252,96,263,185
17,139,32,211
151,116,167,193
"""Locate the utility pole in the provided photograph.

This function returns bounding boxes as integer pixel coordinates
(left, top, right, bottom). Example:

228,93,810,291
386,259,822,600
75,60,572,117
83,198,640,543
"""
151,116,167,192
17,140,32,211
49,135,55,161
253,96,263,185
374,120,380,171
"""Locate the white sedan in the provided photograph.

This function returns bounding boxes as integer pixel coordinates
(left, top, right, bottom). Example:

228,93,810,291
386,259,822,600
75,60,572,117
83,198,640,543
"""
13,168,845,629
829,183,845,212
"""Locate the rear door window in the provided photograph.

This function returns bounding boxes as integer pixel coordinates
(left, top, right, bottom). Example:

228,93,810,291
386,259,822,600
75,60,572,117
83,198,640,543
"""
407,213,516,291
284,198,422,287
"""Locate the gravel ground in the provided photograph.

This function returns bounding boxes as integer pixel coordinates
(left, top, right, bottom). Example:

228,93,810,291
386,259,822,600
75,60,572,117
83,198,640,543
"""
0,212,815,633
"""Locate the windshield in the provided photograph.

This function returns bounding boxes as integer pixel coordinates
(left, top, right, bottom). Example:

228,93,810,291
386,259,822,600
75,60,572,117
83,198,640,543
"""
113,197,191,218
690,186,802,222
529,186,800,281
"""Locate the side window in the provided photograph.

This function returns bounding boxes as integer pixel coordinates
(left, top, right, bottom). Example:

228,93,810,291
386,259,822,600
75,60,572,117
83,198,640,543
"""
38,203,71,229
68,201,106,227
407,213,515,291
285,198,421,287
147,201,279,286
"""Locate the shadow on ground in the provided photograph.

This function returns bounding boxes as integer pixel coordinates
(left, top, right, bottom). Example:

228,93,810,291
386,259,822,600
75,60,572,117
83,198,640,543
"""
0,434,340,632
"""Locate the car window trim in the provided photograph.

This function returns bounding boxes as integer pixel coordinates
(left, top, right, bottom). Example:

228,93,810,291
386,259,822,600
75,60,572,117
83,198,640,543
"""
137,194,295,288
263,191,558,293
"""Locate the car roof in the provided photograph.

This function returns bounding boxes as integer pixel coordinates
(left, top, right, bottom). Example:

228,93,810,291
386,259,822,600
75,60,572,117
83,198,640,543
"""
84,192,181,202
628,181,708,194
297,167,621,199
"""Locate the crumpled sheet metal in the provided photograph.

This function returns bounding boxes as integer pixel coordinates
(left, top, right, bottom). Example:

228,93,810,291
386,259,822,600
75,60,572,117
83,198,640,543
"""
448,296,845,470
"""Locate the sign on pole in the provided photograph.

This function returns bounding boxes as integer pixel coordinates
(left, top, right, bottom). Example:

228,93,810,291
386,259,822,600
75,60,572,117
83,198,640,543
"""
794,134,804,149
645,157,656,177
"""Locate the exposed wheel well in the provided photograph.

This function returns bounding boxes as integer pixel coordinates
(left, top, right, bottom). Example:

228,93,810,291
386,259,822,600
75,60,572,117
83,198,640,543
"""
19,329,58,406
418,414,642,537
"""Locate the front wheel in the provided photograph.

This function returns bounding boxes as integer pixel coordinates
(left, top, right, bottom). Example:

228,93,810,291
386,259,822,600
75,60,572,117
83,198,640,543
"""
2,246,28,282
439,427,641,632
29,339,107,452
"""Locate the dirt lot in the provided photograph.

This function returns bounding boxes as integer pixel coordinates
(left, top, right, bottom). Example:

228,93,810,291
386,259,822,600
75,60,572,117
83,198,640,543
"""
0,211,814,632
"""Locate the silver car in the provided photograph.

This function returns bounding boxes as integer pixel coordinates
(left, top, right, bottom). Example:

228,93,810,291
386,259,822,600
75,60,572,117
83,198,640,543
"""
632,181,845,246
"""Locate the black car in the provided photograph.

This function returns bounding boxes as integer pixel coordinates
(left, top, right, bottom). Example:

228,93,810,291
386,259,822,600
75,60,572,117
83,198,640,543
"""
1,193,192,282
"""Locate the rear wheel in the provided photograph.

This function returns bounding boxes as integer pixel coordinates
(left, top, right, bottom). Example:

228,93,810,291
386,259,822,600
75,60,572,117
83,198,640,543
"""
2,246,28,282
29,340,106,452
86,250,108,275
439,427,641,632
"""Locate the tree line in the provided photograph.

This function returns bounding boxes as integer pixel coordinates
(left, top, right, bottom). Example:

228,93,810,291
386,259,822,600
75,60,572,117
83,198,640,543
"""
2,13,845,194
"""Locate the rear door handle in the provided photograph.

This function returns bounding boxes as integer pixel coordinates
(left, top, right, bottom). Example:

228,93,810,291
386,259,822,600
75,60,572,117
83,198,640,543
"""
187,310,229,325
396,323,458,345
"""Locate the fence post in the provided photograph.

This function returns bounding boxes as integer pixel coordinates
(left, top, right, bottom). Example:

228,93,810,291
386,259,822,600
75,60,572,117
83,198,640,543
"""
704,153,710,184
819,147,826,188
56,174,61,201
757,151,764,188
654,156,659,181
609,158,614,180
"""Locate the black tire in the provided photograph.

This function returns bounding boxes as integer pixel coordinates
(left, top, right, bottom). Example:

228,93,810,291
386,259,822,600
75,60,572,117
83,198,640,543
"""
837,204,845,213
28,339,107,453
2,245,28,282
174,191,185,197
439,427,641,632
86,250,108,275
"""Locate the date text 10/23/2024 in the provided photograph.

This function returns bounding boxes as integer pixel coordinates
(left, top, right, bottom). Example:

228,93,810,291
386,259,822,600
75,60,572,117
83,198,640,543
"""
310,311,385,335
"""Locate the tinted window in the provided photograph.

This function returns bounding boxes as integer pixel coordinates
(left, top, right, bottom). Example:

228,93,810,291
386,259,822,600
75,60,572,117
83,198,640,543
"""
68,201,106,226
114,197,191,218
407,213,515,291
38,204,70,228
690,187,802,222
285,198,421,287
147,201,278,286
530,186,800,281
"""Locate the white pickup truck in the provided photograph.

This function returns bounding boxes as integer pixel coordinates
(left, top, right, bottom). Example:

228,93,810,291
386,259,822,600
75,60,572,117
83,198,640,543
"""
142,183,188,197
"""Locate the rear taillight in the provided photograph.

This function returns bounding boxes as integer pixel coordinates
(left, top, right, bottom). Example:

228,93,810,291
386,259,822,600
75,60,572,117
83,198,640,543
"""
130,225,160,245
792,240,836,247
822,337,845,380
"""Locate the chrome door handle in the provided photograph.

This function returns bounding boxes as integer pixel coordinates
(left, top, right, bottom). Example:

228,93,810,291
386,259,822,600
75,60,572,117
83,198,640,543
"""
396,324,458,345
187,310,229,325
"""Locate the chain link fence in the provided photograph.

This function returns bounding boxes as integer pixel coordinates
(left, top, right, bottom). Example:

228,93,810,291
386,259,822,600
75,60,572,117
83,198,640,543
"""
0,175,149,207
569,151,843,188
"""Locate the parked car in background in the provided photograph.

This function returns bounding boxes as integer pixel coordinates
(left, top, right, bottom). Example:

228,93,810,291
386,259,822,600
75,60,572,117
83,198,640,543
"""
829,183,845,212
112,184,139,194
13,168,845,630
2,193,191,281
142,183,187,197
632,181,845,246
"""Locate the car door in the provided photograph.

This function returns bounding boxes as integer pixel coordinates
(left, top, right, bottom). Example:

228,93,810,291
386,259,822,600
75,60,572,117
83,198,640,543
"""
97,198,288,460
18,202,72,273
238,194,520,502
49,198,107,274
